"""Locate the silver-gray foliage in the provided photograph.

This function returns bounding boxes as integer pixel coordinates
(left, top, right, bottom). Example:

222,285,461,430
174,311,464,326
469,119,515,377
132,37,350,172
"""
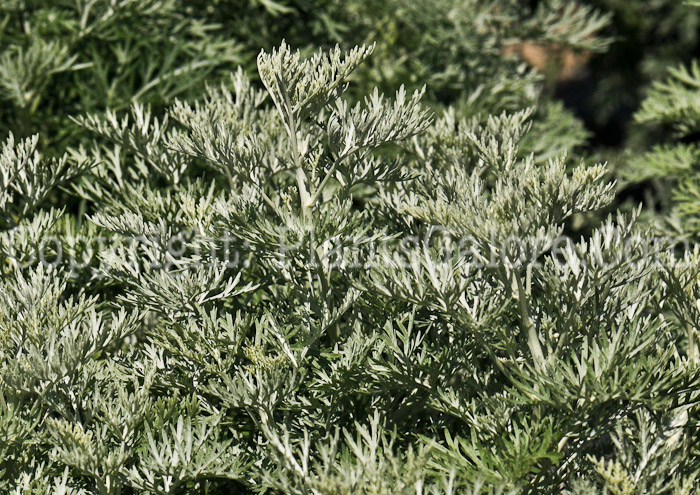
1,41,699,495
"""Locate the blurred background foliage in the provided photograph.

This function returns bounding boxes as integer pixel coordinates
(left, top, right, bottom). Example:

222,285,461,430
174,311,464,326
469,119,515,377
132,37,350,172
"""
1,0,699,231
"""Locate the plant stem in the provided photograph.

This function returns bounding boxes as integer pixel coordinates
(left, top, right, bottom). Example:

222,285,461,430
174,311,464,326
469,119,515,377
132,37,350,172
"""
688,322,698,364
276,75,312,220
275,75,331,318
514,270,545,369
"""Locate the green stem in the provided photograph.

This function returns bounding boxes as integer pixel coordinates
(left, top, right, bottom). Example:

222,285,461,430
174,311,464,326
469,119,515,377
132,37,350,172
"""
276,75,312,219
514,270,545,369
275,75,331,317
688,322,698,365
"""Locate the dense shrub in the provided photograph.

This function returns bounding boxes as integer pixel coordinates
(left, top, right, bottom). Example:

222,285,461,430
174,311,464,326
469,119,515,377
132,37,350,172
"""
2,2,700,494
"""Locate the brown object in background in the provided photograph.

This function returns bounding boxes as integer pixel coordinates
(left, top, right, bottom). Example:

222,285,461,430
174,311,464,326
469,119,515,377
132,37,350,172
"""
503,41,592,82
